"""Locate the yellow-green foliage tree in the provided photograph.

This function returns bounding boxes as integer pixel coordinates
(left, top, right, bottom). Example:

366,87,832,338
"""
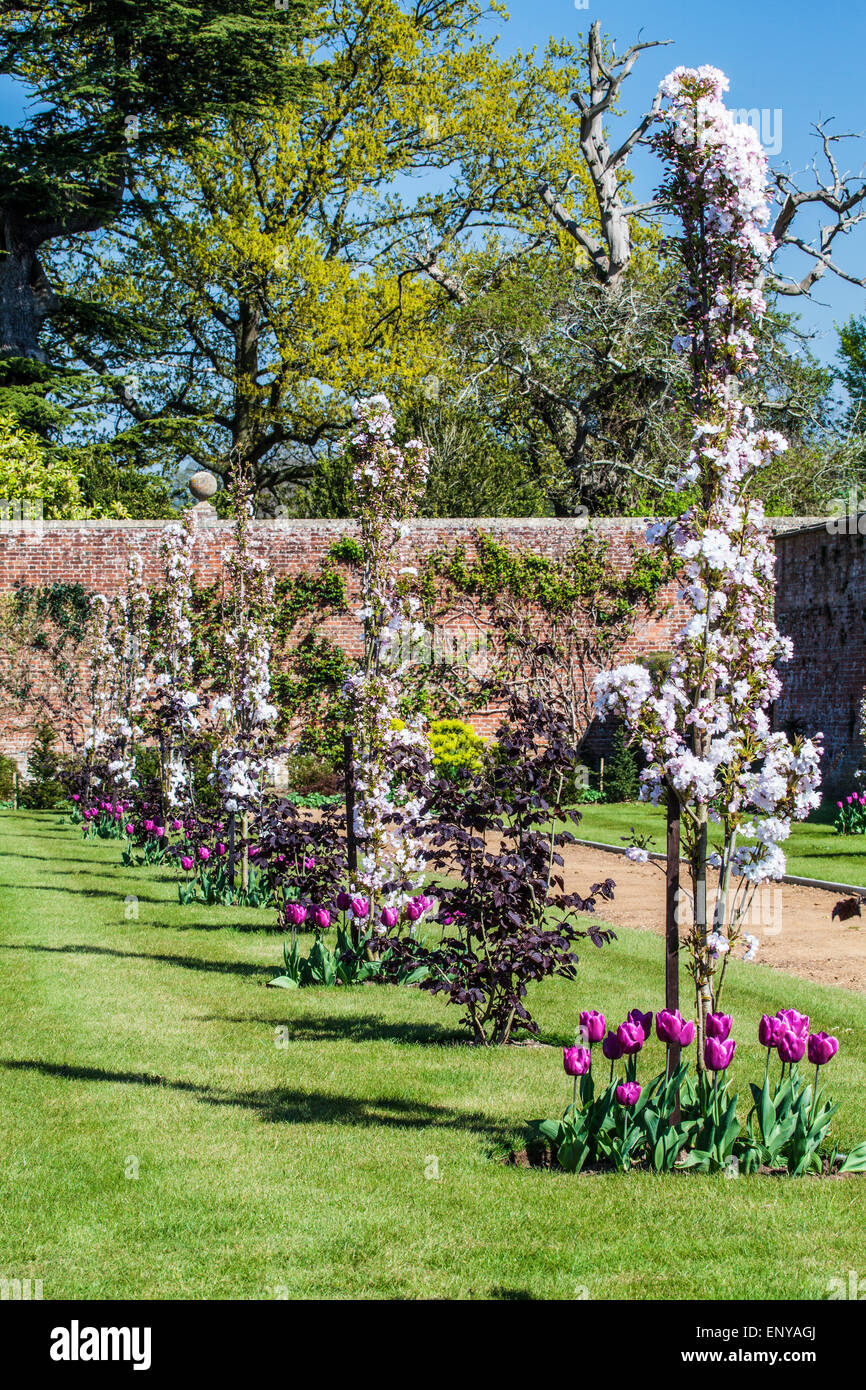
0,411,88,518
47,0,600,509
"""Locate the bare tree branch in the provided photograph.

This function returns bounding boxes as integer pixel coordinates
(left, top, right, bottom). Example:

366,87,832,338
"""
768,122,866,296
537,20,672,288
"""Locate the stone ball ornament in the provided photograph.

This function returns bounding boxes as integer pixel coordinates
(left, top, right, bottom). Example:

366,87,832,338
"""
189,470,219,502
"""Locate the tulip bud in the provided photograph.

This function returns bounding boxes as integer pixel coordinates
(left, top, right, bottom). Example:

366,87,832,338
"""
705,1012,732,1042
758,1014,783,1049
703,1036,736,1072
616,1020,645,1055
628,1008,653,1036
563,1046,591,1077
776,1008,809,1040
807,1032,839,1067
579,1009,606,1044
615,1082,641,1107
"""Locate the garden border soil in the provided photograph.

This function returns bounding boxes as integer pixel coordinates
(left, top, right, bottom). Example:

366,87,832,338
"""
561,840,866,993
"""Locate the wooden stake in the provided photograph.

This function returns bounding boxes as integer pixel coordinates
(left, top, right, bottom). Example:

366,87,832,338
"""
344,732,358,947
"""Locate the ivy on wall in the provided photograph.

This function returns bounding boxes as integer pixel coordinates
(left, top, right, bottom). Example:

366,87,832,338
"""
1,529,672,769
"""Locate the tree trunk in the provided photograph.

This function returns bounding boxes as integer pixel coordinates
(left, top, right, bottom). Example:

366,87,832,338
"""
0,221,59,365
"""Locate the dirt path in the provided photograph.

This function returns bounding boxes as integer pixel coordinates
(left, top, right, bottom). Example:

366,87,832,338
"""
561,843,866,993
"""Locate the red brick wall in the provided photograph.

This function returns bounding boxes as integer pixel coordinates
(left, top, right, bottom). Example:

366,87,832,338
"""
0,512,837,779
774,520,866,791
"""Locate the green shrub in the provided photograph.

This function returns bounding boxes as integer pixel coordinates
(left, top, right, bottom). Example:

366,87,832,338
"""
18,723,69,810
429,718,488,780
287,753,339,796
0,753,17,805
603,726,640,803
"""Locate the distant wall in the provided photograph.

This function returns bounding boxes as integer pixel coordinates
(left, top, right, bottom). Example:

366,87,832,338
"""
774,519,866,794
0,512,845,785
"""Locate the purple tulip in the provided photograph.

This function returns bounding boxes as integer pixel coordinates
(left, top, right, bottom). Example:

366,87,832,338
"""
351,896,370,919
72,794,80,802
381,906,399,929
198,846,210,862
404,901,423,922
181,855,194,872
807,1032,839,1067
286,903,307,927
776,1009,809,1040
579,1009,606,1044
777,1030,807,1064
313,907,331,932
704,1037,736,1072
172,819,183,831
144,820,154,833
616,1082,641,1108
656,1009,695,1047
758,1014,784,1049
705,1012,732,1042
628,1009,652,1037
563,1046,591,1077
602,1030,623,1061
155,825,165,839
125,823,134,835
616,1020,645,1055
304,856,315,870
217,842,227,856
336,890,352,912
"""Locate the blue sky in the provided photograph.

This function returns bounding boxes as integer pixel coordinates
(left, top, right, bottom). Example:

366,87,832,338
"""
2,0,863,366
491,0,866,365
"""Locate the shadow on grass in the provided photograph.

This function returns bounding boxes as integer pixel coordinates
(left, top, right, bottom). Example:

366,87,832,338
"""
0,1058,514,1143
1,852,115,868
0,941,274,979
0,880,169,903
197,1011,467,1048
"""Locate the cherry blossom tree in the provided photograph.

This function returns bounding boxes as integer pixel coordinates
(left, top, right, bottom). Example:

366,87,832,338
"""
212,463,279,883
595,66,823,1064
152,514,200,813
342,395,435,927
84,549,149,798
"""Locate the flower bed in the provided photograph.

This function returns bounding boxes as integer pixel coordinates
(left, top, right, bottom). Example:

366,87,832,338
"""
525,1006,866,1177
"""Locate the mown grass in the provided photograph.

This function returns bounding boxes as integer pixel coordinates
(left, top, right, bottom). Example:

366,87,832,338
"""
573,800,866,886
1,810,865,1301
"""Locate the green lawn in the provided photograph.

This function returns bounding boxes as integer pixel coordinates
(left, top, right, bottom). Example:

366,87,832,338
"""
1,809,865,1301
573,800,866,886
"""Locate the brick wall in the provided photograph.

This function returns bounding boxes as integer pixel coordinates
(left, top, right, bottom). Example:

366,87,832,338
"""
774,519,866,792
0,511,842,782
